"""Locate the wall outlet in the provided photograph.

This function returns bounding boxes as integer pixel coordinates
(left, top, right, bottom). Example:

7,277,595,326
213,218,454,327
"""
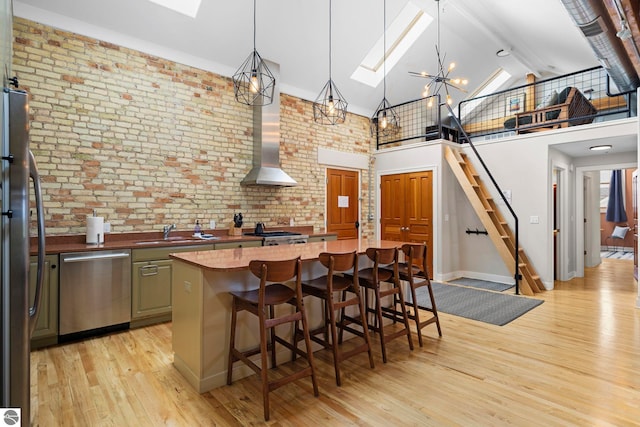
184,281,192,293
103,222,111,233
209,220,216,229
530,215,539,224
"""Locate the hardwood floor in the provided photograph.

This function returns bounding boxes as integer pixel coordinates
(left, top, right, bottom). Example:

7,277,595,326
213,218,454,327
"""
30,259,640,426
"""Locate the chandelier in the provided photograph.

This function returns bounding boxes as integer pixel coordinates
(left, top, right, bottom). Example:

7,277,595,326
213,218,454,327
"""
409,0,467,106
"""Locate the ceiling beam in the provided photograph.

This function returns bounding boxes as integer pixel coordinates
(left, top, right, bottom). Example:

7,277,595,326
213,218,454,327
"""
603,0,640,77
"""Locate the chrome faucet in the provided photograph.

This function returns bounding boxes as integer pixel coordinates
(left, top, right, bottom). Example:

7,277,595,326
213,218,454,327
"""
163,223,176,240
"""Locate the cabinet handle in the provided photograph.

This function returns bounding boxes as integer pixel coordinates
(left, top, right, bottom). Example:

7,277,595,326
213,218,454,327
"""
140,265,159,277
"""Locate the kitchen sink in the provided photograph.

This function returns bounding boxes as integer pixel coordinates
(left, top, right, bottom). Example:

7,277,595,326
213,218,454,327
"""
134,236,217,245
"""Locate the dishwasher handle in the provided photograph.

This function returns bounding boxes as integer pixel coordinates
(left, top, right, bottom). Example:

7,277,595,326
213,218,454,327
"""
62,252,131,263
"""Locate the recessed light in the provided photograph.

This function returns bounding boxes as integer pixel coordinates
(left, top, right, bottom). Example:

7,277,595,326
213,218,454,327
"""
496,49,511,57
589,144,612,151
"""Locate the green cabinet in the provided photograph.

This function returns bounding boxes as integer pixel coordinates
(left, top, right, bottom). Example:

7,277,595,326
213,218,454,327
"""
307,234,338,243
131,244,214,327
214,240,262,250
29,254,59,349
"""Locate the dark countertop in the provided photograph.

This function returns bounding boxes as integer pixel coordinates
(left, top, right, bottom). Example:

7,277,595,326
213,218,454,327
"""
30,226,337,255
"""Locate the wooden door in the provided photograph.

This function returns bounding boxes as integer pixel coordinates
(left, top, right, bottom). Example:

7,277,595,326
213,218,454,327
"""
326,168,359,239
380,171,433,277
380,174,404,241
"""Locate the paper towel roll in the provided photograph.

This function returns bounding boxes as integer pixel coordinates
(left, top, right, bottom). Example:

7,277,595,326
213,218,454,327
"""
86,216,104,244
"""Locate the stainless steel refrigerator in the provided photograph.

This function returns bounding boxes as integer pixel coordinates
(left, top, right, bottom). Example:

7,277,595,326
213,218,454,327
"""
1,87,46,426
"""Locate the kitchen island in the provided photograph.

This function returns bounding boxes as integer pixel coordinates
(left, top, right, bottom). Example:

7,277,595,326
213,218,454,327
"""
170,238,404,393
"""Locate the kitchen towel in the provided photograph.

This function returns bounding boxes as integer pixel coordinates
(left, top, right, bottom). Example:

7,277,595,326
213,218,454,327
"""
86,216,104,244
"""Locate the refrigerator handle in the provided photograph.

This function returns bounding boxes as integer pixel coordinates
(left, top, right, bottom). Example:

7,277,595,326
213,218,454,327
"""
28,150,46,336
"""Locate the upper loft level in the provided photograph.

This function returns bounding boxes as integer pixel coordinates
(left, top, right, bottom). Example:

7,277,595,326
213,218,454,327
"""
374,66,636,149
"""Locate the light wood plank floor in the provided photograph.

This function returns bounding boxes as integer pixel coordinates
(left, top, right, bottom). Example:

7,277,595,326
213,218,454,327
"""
30,259,640,426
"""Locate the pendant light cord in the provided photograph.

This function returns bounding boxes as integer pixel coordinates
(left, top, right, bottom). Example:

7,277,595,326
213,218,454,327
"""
253,0,257,51
383,0,387,99
329,0,332,80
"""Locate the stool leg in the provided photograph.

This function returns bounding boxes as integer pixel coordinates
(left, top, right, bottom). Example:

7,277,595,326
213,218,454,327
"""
226,297,238,385
373,285,388,363
297,296,319,397
356,288,375,369
259,305,271,421
269,305,277,369
408,284,423,347
426,282,443,337
327,291,342,386
396,281,414,351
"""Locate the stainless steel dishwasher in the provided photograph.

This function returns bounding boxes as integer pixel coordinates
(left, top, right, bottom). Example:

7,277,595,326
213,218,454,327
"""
59,249,132,337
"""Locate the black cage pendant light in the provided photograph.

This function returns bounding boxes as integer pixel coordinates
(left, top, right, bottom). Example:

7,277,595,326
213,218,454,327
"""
232,0,275,106
370,0,400,137
313,0,348,125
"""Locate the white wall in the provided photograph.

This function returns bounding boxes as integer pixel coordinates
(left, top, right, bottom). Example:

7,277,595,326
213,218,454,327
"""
374,119,638,290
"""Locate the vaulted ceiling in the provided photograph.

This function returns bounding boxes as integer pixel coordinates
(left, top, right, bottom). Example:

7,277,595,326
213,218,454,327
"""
16,0,638,116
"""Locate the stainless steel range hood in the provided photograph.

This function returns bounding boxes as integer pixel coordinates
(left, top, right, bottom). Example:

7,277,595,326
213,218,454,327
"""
241,61,297,187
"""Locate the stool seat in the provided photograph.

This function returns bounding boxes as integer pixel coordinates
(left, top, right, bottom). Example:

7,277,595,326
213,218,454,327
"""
229,283,295,306
382,243,442,347
303,274,353,294
344,247,413,363
226,257,318,421
357,268,393,284
297,251,375,386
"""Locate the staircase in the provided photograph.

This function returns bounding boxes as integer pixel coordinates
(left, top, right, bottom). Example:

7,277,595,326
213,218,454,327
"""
444,145,544,296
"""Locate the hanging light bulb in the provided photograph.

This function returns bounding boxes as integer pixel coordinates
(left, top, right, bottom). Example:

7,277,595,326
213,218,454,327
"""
328,95,335,115
232,0,275,106
369,0,400,137
249,70,260,93
381,111,388,129
313,0,348,125
446,94,453,105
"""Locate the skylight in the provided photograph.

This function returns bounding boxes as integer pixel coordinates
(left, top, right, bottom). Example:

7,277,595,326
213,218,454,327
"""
459,68,512,119
147,0,202,18
351,2,432,88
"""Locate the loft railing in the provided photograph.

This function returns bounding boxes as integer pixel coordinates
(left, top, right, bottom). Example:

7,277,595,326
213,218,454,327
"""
375,66,634,149
456,66,634,142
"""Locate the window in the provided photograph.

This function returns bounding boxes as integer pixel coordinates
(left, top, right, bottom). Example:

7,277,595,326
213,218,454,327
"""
351,2,432,87
147,0,202,18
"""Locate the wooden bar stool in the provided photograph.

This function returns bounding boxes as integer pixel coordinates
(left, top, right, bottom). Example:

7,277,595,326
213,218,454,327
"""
384,243,442,347
347,247,413,363
296,251,375,386
226,257,319,421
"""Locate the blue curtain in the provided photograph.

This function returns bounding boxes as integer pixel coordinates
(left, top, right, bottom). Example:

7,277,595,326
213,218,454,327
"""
605,169,627,223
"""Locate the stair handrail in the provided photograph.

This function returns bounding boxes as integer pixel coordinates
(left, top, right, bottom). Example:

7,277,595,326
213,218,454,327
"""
443,102,521,295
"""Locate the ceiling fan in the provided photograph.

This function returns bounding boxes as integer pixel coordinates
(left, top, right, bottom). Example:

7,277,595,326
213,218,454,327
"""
408,0,468,105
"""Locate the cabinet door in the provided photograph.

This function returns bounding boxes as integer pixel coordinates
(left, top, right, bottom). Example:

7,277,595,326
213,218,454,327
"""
380,171,433,278
214,240,262,249
132,260,172,319
29,254,59,344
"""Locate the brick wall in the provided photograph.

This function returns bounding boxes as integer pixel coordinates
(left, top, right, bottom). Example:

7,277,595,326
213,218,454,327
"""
13,18,374,237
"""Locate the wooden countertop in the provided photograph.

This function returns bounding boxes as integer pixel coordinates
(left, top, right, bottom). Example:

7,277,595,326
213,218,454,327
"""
31,227,336,255
169,239,403,271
